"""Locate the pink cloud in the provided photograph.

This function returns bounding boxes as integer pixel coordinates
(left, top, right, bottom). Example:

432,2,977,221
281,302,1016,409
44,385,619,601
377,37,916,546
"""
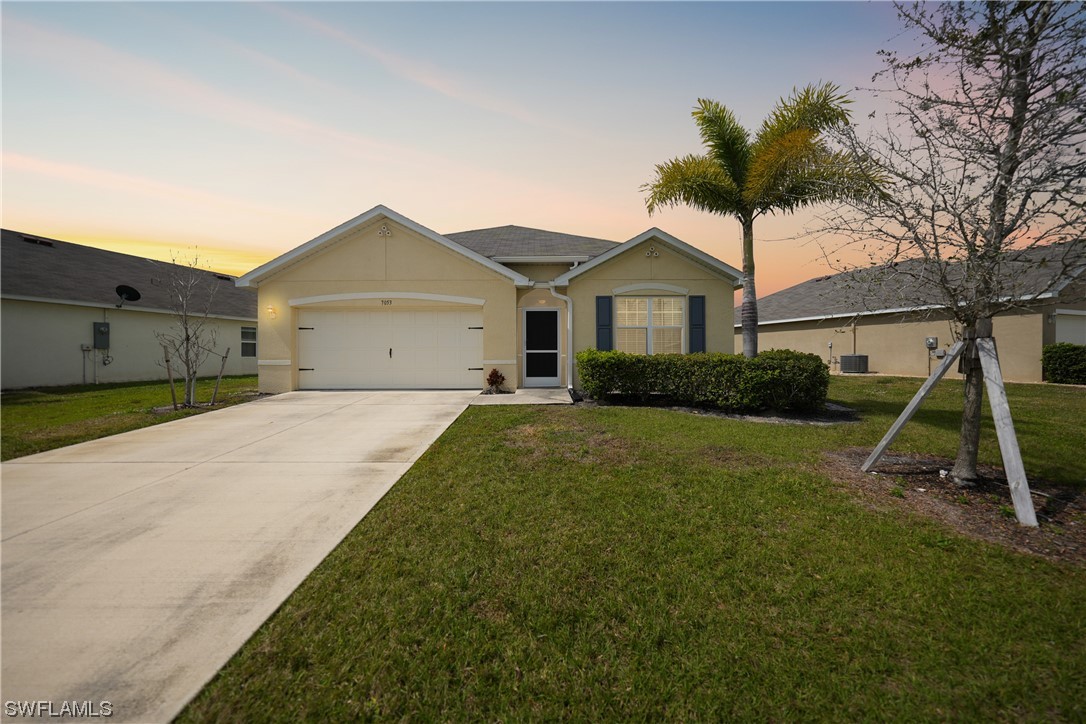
3,16,430,166
265,4,564,132
3,151,320,223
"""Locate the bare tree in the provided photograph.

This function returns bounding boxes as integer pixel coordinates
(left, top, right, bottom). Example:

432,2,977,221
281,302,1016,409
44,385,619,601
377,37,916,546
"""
155,252,219,406
817,1,1086,485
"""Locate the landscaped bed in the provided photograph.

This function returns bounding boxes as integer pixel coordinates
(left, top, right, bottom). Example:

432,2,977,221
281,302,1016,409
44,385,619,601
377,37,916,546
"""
178,376,1085,721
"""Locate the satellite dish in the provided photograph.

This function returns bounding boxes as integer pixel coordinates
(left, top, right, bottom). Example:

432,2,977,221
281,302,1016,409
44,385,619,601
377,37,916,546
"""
115,284,142,308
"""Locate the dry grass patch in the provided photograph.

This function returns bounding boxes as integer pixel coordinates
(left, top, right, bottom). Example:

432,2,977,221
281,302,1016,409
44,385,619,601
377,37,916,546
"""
503,420,641,466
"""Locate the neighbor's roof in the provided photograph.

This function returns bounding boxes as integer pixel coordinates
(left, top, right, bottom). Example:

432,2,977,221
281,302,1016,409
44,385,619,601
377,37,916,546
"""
747,242,1086,326
1,229,257,319
445,225,618,260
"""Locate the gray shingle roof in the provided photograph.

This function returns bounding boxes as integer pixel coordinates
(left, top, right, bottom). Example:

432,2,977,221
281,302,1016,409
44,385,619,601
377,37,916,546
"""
749,242,1086,324
445,225,618,259
1,229,257,319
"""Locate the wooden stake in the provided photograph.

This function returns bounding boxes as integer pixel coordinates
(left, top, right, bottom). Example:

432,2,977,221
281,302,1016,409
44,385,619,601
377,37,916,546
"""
163,345,178,411
977,338,1038,527
211,347,230,405
862,341,965,472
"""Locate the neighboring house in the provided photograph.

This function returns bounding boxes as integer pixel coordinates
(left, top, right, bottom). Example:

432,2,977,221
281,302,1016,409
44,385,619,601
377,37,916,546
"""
237,205,742,392
737,243,1086,382
1,229,258,389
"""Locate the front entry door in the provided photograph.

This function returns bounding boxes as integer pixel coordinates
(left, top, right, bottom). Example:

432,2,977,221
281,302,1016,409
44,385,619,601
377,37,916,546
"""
524,309,560,387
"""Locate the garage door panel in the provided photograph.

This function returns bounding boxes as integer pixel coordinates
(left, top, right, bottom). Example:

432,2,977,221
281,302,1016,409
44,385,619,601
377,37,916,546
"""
298,308,482,389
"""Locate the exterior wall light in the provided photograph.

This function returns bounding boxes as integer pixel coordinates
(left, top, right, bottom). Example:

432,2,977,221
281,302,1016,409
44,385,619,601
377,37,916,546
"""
266,305,277,319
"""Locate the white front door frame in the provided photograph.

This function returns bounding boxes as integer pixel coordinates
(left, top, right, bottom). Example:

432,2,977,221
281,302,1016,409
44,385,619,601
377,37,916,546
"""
522,307,561,388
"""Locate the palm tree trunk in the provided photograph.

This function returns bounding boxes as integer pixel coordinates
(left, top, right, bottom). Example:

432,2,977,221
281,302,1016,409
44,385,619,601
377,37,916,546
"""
740,217,758,358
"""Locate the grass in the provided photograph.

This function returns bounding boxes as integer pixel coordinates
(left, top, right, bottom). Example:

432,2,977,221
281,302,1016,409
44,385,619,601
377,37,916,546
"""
1,375,259,460
179,376,1086,721
828,375,1086,485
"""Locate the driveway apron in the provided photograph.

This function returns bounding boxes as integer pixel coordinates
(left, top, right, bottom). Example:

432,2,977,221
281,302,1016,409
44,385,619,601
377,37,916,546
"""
1,390,476,722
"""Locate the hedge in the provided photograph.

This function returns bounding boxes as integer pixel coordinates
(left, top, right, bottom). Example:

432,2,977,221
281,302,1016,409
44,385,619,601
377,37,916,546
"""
575,348,829,413
1043,342,1086,385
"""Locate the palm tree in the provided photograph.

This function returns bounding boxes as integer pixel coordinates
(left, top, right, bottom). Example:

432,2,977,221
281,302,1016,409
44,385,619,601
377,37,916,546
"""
644,83,861,357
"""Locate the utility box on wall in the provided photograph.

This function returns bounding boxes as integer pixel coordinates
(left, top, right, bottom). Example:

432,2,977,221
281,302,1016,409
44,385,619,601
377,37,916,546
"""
93,322,110,349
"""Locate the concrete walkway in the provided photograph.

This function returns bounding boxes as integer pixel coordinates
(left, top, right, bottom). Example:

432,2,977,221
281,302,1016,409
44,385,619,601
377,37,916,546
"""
1,390,477,723
469,387,573,405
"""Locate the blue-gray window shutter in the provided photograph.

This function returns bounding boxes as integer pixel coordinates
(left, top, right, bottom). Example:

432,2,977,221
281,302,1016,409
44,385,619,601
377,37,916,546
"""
689,296,706,353
596,296,613,350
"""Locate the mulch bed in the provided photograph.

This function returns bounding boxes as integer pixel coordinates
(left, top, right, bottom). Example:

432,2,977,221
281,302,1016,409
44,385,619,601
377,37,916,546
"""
824,448,1086,567
578,398,861,426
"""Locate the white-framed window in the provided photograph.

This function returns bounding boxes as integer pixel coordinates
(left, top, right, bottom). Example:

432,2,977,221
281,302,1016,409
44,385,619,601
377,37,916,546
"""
615,296,684,355
241,326,257,357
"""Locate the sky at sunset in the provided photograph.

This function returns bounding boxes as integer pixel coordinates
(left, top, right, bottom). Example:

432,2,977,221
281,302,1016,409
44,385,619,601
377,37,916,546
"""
2,1,906,296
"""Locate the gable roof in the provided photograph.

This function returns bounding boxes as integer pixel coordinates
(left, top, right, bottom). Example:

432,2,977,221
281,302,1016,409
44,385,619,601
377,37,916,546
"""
552,228,743,286
1,229,257,319
445,225,618,261
236,205,531,288
750,242,1086,326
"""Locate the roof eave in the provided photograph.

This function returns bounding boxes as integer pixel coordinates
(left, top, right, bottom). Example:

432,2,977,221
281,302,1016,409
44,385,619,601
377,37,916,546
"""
748,290,1065,327
553,227,743,286
491,255,592,264
236,205,531,288
1,293,257,321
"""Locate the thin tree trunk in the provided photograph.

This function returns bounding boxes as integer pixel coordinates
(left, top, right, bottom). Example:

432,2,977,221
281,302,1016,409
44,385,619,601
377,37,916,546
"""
951,6,1044,490
951,318,991,485
740,217,758,358
163,345,178,411
952,366,984,485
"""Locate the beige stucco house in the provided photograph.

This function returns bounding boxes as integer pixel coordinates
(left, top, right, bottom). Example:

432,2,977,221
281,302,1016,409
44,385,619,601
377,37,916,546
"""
737,243,1086,383
237,205,742,393
1,229,258,389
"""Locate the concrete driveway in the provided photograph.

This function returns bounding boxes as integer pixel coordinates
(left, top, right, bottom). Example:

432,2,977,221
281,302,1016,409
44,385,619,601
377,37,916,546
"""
1,390,477,723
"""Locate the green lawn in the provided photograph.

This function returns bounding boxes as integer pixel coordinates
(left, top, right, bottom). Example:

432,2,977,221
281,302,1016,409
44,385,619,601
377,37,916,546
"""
1,375,259,461
179,376,1086,721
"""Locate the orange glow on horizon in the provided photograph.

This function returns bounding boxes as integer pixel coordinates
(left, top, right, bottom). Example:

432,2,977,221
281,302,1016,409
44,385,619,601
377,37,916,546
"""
10,229,279,278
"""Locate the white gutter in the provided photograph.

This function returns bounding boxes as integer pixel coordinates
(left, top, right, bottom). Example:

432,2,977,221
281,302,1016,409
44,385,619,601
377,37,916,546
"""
743,289,1069,329
546,283,575,390
740,304,945,328
1,294,257,322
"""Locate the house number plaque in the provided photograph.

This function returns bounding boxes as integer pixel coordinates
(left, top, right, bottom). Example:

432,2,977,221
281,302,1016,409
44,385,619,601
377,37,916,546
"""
381,299,393,306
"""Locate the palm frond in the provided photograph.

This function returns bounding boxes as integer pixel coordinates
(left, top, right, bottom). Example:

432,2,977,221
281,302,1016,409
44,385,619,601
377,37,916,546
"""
744,128,820,208
642,154,742,216
755,149,890,214
745,82,859,208
692,99,751,190
750,82,852,159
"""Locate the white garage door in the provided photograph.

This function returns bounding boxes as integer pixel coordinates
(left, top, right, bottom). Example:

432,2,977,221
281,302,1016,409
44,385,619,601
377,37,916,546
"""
297,308,484,389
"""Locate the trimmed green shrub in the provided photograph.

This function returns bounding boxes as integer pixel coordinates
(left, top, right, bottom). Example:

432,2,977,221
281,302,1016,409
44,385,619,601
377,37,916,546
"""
576,348,829,413
1043,342,1086,385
